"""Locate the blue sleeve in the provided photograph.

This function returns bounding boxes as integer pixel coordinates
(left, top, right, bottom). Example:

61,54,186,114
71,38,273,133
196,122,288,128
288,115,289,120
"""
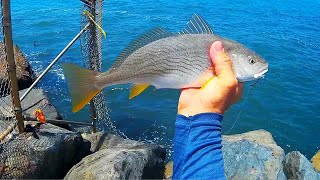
173,113,226,180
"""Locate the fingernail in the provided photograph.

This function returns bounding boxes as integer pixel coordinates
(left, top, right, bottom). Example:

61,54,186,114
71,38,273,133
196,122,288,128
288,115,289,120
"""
214,41,223,52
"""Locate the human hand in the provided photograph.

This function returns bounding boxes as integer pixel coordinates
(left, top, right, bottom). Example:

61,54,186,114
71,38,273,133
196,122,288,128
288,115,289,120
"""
178,41,243,116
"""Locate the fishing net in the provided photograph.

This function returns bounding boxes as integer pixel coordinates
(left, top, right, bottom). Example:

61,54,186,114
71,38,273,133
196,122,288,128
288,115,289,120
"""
80,0,119,135
0,2,18,143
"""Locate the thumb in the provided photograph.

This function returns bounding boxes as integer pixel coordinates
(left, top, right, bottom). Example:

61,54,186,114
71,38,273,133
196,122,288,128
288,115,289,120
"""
209,41,237,85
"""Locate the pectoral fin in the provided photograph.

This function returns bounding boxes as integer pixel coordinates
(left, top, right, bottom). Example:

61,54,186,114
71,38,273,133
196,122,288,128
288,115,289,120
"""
183,69,215,89
129,84,150,99
200,75,217,90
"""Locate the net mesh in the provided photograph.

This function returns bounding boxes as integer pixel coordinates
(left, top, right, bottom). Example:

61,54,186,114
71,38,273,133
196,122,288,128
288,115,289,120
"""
0,2,18,143
80,0,119,135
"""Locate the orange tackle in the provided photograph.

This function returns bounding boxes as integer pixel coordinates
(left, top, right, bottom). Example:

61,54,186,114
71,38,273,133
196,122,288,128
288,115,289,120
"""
34,109,46,124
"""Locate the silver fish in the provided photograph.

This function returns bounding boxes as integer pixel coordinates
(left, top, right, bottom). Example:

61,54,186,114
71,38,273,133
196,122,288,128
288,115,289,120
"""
62,14,268,112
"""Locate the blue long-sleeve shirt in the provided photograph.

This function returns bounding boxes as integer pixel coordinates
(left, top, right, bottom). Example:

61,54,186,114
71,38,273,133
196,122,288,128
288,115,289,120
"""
173,113,226,180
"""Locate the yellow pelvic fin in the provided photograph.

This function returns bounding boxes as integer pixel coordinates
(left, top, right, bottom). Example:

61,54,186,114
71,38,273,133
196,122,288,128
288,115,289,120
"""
61,63,101,113
83,10,107,38
200,75,217,90
129,84,149,99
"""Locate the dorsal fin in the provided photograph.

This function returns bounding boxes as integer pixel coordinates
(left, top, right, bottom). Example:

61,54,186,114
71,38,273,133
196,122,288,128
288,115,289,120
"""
108,27,173,72
179,14,214,35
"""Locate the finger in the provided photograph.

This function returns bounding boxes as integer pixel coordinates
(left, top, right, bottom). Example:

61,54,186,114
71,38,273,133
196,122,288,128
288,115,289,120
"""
209,41,237,84
232,82,244,103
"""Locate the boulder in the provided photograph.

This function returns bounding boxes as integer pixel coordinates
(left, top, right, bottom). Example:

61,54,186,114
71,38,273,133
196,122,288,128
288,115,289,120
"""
0,123,91,179
82,132,145,152
19,88,62,120
0,43,35,97
284,151,320,180
0,88,62,120
222,129,286,180
163,129,286,180
65,132,166,180
164,161,173,180
312,151,320,172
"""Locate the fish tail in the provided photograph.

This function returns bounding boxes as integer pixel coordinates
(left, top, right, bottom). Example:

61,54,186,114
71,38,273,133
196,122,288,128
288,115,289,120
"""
61,63,102,113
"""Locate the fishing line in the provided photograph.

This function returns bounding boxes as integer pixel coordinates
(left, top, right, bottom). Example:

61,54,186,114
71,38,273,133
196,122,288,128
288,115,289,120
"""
224,79,259,134
251,78,260,86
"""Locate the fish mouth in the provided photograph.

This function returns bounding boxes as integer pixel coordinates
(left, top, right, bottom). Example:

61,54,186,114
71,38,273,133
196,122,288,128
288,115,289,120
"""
254,69,268,79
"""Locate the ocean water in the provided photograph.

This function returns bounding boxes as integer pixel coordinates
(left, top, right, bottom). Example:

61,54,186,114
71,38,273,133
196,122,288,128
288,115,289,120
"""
9,0,320,159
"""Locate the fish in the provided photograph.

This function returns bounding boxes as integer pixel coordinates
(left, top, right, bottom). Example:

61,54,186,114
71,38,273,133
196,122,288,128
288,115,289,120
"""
62,14,269,113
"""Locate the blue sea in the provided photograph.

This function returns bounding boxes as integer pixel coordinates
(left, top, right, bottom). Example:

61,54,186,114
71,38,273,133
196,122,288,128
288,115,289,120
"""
9,0,320,159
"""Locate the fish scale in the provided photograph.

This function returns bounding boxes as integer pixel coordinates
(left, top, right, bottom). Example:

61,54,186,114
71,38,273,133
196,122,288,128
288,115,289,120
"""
103,35,214,88
62,14,268,112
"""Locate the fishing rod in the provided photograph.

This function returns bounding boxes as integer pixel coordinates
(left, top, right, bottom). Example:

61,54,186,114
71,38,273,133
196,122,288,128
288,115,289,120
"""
24,116,93,126
0,116,93,141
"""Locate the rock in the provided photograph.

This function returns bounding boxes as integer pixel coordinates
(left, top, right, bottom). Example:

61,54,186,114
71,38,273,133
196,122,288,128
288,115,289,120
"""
312,151,320,172
74,126,95,134
159,129,286,180
82,131,145,152
284,151,320,180
0,88,62,120
164,161,173,180
0,43,35,97
0,123,91,179
0,88,71,136
0,121,16,142
20,88,62,120
222,129,286,180
65,132,166,180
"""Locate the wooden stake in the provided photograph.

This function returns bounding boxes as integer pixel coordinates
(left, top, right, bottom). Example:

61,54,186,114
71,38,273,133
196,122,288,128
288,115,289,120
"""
1,0,24,133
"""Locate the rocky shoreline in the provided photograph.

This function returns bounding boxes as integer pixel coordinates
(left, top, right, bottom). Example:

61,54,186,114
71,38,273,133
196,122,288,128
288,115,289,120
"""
0,42,36,97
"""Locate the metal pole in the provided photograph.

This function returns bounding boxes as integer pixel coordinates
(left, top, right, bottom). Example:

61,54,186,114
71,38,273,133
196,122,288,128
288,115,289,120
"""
89,1,97,133
1,0,25,133
20,23,90,101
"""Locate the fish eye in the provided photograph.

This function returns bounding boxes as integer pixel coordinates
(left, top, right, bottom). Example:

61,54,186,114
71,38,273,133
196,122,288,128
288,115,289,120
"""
249,58,256,64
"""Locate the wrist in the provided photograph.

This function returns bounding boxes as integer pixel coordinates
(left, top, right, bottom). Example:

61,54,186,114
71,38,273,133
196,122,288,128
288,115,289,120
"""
178,106,224,117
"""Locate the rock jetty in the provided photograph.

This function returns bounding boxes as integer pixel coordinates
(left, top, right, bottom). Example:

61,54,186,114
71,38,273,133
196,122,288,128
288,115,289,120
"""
0,43,35,97
164,130,320,180
223,130,286,179
0,123,91,179
64,132,166,180
0,88,62,120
